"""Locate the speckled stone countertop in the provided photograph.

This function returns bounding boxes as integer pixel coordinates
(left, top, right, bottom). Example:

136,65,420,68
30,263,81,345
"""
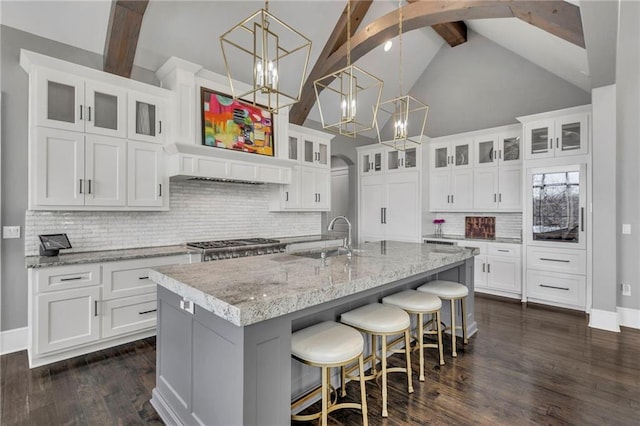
423,234,522,244
149,241,478,327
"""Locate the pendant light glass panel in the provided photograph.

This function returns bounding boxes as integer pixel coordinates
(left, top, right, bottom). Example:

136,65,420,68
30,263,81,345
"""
376,94,429,150
220,7,311,113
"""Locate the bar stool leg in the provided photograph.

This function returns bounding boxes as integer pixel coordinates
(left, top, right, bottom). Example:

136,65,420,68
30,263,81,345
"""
417,312,425,381
461,296,468,344
321,366,329,426
381,335,388,418
403,329,414,393
340,365,347,398
358,354,369,426
435,310,445,365
450,299,457,357
370,334,377,375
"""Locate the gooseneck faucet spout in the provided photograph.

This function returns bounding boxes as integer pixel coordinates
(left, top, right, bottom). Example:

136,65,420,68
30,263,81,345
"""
328,215,352,256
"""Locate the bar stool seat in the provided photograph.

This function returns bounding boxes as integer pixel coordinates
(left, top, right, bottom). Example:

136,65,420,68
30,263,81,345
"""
341,303,413,418
382,290,445,380
418,280,469,357
291,321,368,426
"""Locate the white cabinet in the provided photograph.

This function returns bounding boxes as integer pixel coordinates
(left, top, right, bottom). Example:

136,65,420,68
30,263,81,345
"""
286,124,330,169
473,165,521,211
520,107,590,160
127,141,165,207
358,166,421,243
359,147,385,175
429,169,473,211
300,167,330,210
35,68,127,138
429,138,473,171
28,253,197,367
128,90,166,144
386,147,420,172
302,138,329,168
34,128,127,207
473,130,522,168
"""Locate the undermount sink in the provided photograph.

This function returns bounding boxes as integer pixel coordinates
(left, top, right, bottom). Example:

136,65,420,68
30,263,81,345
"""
292,248,352,259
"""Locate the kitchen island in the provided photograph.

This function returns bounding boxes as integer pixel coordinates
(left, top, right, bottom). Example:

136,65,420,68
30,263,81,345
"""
148,241,477,426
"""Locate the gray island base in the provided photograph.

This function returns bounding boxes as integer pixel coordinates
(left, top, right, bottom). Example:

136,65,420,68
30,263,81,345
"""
148,241,477,426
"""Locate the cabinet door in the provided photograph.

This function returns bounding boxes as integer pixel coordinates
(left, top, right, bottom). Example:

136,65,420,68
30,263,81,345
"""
35,128,85,206
387,147,419,172
128,91,165,143
360,176,385,241
385,172,420,242
84,135,127,206
360,149,384,175
299,167,317,209
281,167,301,209
429,170,451,211
497,165,522,210
474,256,488,289
315,169,331,210
127,141,164,207
474,135,497,168
487,256,521,293
499,131,522,165
555,114,588,157
101,293,157,339
473,168,498,210
301,139,328,168
287,134,301,162
84,80,127,138
451,139,472,169
451,169,473,210
524,119,554,159
35,69,85,132
35,286,100,354
429,142,450,170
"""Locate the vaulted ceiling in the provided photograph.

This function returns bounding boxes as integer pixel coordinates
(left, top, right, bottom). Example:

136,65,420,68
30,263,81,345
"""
1,1,618,127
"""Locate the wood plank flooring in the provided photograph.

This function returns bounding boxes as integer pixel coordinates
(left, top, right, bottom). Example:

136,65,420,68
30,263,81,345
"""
2,295,639,425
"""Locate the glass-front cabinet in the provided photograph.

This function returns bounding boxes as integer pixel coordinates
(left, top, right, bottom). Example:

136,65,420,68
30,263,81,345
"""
361,148,384,175
430,139,472,170
387,147,418,172
524,113,588,160
128,91,165,143
527,164,586,249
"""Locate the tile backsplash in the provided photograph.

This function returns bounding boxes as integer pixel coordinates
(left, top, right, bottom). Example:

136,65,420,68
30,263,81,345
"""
424,212,522,239
25,181,321,255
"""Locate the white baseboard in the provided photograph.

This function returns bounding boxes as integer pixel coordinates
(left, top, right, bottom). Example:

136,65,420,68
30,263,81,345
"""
588,309,621,332
0,327,28,355
617,306,640,329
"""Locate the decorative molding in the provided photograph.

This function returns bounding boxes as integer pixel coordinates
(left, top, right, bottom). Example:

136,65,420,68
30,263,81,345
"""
618,306,640,329
0,327,28,355
588,309,620,332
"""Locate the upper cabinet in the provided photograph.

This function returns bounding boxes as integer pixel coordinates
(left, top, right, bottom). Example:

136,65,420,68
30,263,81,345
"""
429,138,473,171
519,106,590,160
36,69,127,138
285,124,331,169
128,91,166,144
473,130,521,168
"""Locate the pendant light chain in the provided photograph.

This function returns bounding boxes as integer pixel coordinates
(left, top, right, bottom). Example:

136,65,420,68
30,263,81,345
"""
398,0,403,97
347,1,351,66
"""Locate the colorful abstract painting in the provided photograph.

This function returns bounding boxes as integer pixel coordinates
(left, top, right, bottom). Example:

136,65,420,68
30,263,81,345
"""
200,88,274,156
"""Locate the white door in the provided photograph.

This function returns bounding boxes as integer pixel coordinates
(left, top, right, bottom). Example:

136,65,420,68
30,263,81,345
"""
84,80,127,138
35,286,100,354
127,141,164,207
35,128,85,206
473,168,498,210
35,68,85,132
498,131,522,165
498,165,522,210
359,175,385,241
300,167,317,209
451,169,473,210
429,170,451,211
385,172,420,242
487,256,521,293
474,256,488,289
84,135,127,206
524,119,554,159
315,169,331,209
474,135,497,168
282,167,301,209
429,142,450,171
555,114,589,157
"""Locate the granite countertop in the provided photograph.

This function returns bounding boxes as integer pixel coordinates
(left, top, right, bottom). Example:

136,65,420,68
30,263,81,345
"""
25,234,342,268
423,234,522,244
149,241,478,327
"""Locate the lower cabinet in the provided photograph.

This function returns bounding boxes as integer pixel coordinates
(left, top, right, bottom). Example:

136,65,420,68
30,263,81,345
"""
28,253,197,367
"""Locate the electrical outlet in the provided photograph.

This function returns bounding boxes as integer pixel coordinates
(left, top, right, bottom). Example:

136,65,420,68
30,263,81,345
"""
622,284,631,296
622,224,631,235
2,226,21,239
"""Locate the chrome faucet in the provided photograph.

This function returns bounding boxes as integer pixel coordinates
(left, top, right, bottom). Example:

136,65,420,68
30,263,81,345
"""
328,215,352,257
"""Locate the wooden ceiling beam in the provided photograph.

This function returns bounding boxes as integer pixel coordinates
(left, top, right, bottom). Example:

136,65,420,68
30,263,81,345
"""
432,21,468,47
292,0,584,125
103,0,149,78
290,0,372,125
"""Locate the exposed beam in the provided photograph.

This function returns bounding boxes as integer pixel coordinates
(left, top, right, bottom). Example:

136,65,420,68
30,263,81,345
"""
432,21,468,47
290,0,372,126
103,0,149,78
292,1,585,125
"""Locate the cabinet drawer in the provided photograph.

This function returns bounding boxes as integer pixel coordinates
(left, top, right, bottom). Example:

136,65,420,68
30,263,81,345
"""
488,243,521,258
101,293,157,338
527,247,586,274
36,264,102,293
526,269,585,309
102,255,190,300
457,241,487,254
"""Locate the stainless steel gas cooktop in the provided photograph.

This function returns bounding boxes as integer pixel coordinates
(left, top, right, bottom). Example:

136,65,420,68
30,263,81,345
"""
186,238,286,261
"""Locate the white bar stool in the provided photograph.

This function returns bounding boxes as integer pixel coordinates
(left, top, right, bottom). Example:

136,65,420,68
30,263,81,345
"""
340,303,413,418
291,321,368,426
382,289,445,381
418,280,469,357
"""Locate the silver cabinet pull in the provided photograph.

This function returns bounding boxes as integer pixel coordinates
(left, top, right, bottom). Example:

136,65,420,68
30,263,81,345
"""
79,105,83,120
94,300,98,317
88,106,92,122
285,191,289,202
79,179,83,194
381,207,384,224
539,257,570,263
482,263,485,272
447,195,450,203
549,138,552,150
138,276,149,280
159,184,162,197
494,193,496,202
159,120,162,134
318,193,321,203
87,179,92,194
138,309,157,315
451,194,454,203
581,207,584,232
60,276,83,282
499,150,502,159
497,249,509,253
540,284,570,291
499,193,502,202
487,264,491,273
383,207,387,224
556,137,559,149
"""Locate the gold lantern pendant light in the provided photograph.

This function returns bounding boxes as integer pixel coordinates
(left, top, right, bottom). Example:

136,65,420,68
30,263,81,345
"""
376,1,429,150
314,1,384,138
220,1,312,114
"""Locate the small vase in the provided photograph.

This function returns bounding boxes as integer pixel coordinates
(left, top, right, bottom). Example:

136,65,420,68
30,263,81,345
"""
434,223,442,237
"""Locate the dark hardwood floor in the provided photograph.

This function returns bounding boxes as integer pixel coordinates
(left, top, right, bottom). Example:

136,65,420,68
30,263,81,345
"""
2,295,639,425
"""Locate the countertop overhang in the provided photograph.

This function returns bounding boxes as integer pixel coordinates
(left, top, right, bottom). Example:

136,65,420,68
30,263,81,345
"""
149,241,478,327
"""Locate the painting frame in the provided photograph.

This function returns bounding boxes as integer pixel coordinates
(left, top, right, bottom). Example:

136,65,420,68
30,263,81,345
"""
200,87,275,157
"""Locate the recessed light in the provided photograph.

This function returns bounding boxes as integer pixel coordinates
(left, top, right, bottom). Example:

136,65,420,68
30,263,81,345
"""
384,40,392,52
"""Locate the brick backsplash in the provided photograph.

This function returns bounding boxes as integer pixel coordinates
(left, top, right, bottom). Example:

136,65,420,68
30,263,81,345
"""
423,212,522,239
25,181,321,255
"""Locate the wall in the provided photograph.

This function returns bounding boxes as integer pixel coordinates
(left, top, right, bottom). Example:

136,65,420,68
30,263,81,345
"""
0,25,319,331
616,0,640,312
411,30,591,138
